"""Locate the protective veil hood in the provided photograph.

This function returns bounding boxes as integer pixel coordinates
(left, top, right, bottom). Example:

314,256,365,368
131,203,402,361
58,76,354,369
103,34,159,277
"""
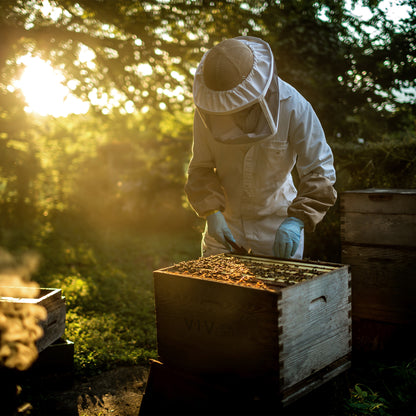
193,36,279,144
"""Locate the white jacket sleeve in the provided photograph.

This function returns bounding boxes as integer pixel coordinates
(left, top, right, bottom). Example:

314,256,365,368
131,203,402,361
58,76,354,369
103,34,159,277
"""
288,100,337,232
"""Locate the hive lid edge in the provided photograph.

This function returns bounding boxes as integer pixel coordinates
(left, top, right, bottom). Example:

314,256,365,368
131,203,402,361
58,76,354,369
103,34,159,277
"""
341,188,416,195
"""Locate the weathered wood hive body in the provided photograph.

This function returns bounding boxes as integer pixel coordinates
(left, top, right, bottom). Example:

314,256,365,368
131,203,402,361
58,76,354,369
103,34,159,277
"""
341,188,416,352
153,254,351,405
0,288,66,353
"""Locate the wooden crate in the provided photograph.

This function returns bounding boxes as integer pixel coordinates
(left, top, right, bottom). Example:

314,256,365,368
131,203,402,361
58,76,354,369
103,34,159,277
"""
340,189,416,352
0,288,66,353
153,254,351,406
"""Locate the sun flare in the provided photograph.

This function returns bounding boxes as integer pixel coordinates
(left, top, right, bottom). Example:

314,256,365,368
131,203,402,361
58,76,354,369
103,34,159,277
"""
13,55,89,117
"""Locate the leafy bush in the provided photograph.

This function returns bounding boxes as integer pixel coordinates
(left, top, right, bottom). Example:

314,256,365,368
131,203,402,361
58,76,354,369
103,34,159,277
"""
332,132,416,191
346,384,389,416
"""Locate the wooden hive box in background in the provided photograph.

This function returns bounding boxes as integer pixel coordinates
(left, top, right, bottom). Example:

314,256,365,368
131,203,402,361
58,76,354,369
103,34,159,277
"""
340,189,416,352
153,254,351,406
0,288,66,353
36,288,66,352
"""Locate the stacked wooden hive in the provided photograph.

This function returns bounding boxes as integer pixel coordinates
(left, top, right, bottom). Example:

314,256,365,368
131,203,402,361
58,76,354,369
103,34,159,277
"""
150,254,352,408
341,189,416,352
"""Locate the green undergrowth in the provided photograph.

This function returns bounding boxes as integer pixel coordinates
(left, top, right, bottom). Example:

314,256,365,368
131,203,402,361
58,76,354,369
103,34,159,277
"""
32,217,201,377
346,355,416,415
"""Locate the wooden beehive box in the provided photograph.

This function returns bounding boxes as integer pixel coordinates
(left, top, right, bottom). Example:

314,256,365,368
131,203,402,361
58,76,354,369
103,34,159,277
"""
341,189,416,351
153,254,351,406
0,288,66,353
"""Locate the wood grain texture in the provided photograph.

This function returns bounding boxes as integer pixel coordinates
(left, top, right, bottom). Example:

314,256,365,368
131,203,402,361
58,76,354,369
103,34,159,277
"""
37,289,66,352
340,190,416,247
342,244,416,323
278,268,351,389
341,212,416,247
0,288,66,352
154,272,279,377
341,189,416,215
340,190,416,351
281,355,351,406
37,299,66,352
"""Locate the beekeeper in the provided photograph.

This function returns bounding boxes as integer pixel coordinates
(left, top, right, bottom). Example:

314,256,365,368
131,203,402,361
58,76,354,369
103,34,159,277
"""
185,36,337,259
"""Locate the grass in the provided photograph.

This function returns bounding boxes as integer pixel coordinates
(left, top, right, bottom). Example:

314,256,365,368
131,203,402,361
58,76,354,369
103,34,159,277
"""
31,216,202,377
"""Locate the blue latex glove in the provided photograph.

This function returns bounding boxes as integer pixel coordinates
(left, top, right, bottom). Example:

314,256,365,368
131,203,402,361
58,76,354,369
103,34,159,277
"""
207,211,236,248
273,217,304,259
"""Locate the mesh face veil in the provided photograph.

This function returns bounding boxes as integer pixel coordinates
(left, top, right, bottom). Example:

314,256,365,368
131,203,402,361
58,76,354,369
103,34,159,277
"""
193,36,280,144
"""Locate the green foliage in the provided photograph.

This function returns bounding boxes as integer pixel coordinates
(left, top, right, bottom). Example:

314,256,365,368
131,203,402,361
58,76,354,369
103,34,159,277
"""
1,0,415,132
332,132,416,190
66,310,157,374
0,90,40,229
374,358,416,413
345,357,416,416
346,384,389,415
31,214,201,376
0,107,194,235
64,111,195,231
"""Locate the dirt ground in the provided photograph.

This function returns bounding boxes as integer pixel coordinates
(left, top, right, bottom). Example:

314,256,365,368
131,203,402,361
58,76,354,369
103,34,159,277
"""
19,362,345,416
19,364,150,416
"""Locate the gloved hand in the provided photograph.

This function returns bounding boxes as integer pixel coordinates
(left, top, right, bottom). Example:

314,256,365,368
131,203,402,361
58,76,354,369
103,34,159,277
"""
207,211,236,249
274,217,304,259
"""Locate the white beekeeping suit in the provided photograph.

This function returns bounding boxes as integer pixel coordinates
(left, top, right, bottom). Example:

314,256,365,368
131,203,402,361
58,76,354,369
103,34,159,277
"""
185,36,337,259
